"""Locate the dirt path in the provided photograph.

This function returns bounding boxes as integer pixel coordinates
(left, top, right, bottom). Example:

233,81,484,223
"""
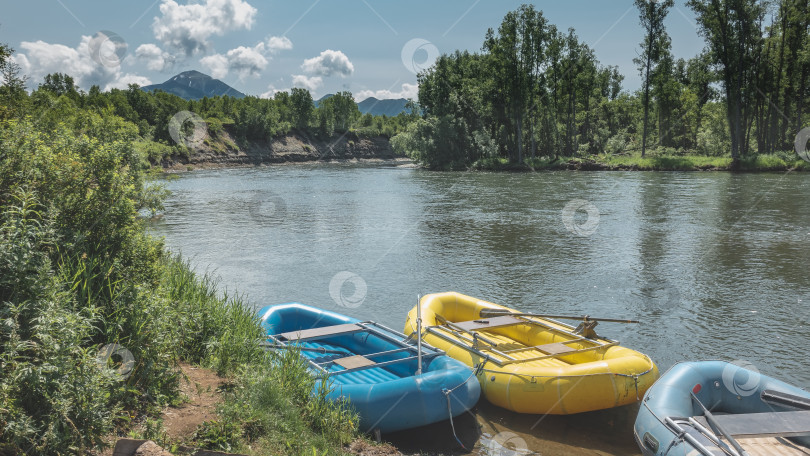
162,363,225,440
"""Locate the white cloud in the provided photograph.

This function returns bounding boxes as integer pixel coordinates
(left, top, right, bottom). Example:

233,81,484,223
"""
356,83,418,100
15,40,96,84
266,36,292,53
104,74,152,91
199,54,229,79
199,40,276,80
301,50,354,77
135,43,176,72
152,0,258,55
13,37,150,91
260,84,285,99
222,45,268,78
292,74,322,91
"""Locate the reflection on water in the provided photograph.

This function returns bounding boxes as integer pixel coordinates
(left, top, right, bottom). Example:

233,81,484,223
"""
152,164,810,455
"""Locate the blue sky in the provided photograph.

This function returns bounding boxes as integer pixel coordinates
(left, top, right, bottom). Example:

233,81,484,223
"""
2,1,707,100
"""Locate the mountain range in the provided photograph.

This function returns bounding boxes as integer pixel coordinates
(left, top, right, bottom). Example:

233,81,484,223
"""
143,71,409,116
315,94,409,117
141,70,246,100
357,97,409,117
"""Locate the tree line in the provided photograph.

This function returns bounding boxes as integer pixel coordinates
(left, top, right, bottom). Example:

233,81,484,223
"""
392,1,810,169
0,57,413,164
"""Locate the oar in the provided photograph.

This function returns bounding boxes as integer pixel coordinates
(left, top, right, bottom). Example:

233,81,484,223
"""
690,392,749,456
479,309,640,324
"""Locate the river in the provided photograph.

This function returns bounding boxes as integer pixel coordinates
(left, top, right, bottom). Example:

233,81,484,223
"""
151,163,810,455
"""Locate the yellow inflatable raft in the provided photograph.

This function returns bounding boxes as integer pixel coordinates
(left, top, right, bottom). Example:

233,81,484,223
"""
404,292,658,415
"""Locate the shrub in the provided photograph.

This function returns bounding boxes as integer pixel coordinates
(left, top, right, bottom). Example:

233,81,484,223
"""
0,188,120,454
133,140,173,164
604,132,629,155
0,99,363,455
205,117,224,136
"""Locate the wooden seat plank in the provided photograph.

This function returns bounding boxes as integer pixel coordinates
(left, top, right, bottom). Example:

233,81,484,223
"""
730,437,810,456
693,410,810,439
333,355,376,370
534,342,576,355
453,315,525,332
277,323,363,342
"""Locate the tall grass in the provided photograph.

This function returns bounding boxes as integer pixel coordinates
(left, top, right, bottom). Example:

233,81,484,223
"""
0,117,360,454
598,153,734,170
205,347,358,455
159,257,264,375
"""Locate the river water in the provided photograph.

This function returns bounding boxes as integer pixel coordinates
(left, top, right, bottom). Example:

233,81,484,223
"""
152,163,810,455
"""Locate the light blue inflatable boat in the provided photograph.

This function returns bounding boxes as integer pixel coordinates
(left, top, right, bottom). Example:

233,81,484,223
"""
634,360,810,455
258,303,481,434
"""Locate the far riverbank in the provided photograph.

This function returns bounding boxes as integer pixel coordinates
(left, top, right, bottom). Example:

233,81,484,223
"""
156,127,807,173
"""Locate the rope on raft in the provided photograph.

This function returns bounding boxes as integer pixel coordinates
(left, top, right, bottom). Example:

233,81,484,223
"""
474,353,656,400
442,359,488,451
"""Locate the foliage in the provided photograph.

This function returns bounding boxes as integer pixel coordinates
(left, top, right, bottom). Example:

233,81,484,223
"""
749,0,810,155
687,0,767,160
0,42,28,121
290,88,315,132
0,105,357,453
411,5,637,168
1,41,411,167
208,348,358,455
318,92,360,136
159,257,264,375
192,420,243,452
404,2,810,169
0,188,120,454
0,115,172,453
634,0,675,156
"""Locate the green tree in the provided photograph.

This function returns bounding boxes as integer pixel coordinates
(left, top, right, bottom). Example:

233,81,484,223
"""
684,52,716,148
290,88,314,131
319,91,359,132
483,5,549,162
634,0,674,156
39,73,79,97
754,0,809,154
0,43,28,120
688,0,765,162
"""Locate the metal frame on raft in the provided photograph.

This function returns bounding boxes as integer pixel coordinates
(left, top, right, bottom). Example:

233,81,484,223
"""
424,313,619,367
263,320,444,377
656,391,810,456
661,416,730,456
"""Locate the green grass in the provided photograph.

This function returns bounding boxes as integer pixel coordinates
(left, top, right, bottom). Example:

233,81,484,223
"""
204,348,358,455
480,151,808,172
159,256,265,375
597,153,734,170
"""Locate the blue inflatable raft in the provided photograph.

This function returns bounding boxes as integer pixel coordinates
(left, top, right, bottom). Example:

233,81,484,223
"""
258,303,481,434
634,360,810,455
